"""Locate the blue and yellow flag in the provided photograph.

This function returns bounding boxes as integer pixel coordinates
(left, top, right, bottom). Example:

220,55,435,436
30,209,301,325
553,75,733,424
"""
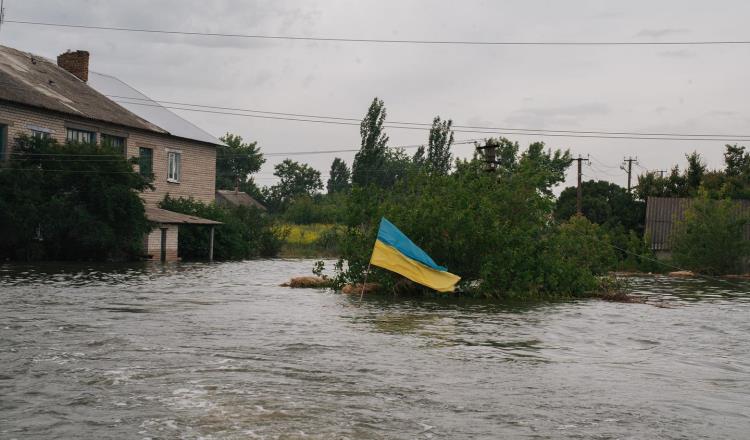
369,218,460,292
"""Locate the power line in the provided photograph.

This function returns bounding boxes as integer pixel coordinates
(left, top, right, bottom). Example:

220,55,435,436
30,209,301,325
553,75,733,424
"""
2,78,749,141
6,19,750,46
111,95,750,139
111,99,750,142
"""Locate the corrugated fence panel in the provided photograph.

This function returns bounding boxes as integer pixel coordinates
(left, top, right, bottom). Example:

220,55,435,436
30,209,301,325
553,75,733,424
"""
645,197,750,251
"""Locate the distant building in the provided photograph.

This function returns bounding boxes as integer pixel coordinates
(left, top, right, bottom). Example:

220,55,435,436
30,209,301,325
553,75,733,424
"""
0,45,222,261
215,189,267,211
645,197,750,259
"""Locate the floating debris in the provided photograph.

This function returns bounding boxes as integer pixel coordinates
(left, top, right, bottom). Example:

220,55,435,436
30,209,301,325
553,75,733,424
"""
280,276,332,289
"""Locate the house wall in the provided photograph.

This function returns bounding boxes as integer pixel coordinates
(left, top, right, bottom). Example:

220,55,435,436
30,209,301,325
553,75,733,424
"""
0,102,217,205
143,224,179,261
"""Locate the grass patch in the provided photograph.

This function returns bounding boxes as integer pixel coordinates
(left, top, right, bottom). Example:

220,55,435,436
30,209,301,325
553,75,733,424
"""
279,223,343,258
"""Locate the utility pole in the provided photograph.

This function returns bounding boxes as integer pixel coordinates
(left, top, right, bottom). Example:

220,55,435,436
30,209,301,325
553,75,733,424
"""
0,0,6,34
621,156,638,193
475,142,498,173
573,155,590,215
656,170,667,178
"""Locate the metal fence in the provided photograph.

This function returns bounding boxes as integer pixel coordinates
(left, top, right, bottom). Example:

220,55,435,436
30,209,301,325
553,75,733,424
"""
645,197,750,251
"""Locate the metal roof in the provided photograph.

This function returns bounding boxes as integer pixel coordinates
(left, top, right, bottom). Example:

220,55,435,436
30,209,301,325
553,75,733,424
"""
0,45,166,134
215,190,267,211
88,72,222,145
145,206,222,225
645,197,750,251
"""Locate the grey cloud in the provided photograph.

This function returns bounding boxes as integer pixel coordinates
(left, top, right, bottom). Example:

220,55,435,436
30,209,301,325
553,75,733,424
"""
505,103,610,128
658,50,695,58
636,28,690,38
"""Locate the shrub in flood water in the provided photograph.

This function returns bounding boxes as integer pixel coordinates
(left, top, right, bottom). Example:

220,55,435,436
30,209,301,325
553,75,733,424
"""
672,195,750,275
160,196,284,260
0,136,152,261
328,140,618,299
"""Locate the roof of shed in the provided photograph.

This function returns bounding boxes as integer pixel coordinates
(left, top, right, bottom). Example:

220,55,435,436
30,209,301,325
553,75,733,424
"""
216,190,267,211
145,206,222,225
0,45,165,134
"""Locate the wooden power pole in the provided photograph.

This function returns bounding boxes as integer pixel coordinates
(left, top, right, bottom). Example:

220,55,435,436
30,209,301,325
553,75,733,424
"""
621,157,638,193
573,155,590,215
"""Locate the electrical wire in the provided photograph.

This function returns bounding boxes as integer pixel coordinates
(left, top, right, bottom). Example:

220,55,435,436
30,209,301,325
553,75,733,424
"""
110,95,750,140
110,100,750,142
6,19,750,46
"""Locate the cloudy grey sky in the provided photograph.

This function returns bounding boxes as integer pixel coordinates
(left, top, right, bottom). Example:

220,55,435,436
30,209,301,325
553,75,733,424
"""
2,0,749,189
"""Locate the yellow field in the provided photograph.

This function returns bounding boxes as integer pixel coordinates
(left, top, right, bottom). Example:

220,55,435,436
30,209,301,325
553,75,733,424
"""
283,223,336,245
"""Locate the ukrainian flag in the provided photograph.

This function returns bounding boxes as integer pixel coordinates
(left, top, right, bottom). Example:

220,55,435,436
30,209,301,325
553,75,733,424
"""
369,217,461,292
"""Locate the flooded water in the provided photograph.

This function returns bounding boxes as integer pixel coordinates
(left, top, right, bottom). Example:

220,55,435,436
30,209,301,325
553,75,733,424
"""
1,260,749,439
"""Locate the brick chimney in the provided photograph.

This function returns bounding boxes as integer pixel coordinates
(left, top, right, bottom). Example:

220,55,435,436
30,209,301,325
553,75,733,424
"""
57,50,90,82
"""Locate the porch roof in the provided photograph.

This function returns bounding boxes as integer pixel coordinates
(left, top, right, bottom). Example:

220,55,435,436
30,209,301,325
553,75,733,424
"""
145,206,222,225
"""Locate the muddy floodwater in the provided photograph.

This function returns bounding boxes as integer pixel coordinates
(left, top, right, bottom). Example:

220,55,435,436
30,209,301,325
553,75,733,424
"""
1,260,749,439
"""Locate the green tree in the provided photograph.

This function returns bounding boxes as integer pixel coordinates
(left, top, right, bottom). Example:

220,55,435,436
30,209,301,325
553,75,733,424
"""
265,159,323,210
352,97,389,187
672,195,750,275
0,135,152,260
720,144,750,199
685,151,706,194
332,141,595,299
216,133,265,193
327,157,351,194
426,116,454,175
555,180,645,232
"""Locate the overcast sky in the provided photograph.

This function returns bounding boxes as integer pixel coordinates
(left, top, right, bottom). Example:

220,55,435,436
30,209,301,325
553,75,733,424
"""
2,0,749,190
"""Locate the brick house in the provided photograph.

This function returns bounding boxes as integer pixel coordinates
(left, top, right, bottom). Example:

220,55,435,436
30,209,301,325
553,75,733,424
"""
0,44,221,261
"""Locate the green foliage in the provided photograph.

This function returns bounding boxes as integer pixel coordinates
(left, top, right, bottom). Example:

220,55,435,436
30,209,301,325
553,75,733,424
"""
0,135,152,261
352,97,389,187
331,141,614,299
636,147,750,200
426,116,454,175
264,159,323,211
555,180,645,232
326,157,351,194
160,196,283,260
280,223,343,257
216,133,265,191
281,193,348,225
671,195,750,275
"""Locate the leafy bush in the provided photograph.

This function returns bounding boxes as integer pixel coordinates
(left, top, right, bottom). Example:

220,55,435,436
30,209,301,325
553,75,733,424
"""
281,194,348,224
672,196,750,275
331,141,615,299
160,196,283,260
0,135,152,261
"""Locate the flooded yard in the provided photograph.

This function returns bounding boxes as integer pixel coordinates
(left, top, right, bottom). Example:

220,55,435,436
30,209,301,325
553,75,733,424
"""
1,260,749,439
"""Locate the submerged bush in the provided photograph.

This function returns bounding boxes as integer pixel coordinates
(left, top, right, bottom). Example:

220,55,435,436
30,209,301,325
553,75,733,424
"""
160,196,283,260
672,196,750,275
330,140,616,299
0,135,152,261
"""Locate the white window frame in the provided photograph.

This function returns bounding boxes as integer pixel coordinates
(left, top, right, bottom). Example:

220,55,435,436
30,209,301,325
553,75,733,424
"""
27,124,53,140
66,127,96,144
167,150,182,183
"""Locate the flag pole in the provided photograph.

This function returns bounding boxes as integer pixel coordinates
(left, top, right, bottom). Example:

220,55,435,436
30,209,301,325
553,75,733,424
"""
359,262,371,302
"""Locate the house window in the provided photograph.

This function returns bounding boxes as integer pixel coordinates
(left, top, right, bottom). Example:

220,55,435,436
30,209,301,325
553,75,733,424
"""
0,125,7,160
31,130,50,140
66,127,96,144
101,134,126,154
139,147,153,177
167,151,181,183
27,125,52,140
